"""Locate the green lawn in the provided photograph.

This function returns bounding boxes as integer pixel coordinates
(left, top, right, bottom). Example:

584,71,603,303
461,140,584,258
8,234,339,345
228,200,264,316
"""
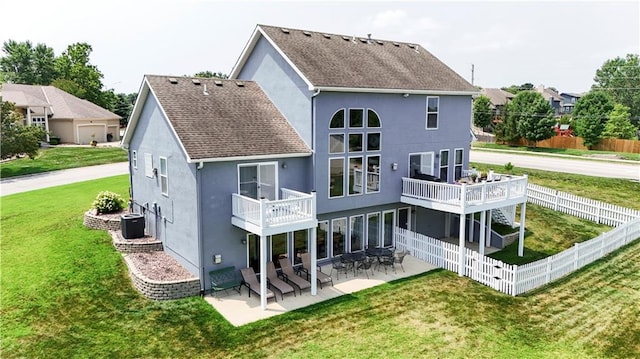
472,142,640,161
2,172,639,358
0,147,128,178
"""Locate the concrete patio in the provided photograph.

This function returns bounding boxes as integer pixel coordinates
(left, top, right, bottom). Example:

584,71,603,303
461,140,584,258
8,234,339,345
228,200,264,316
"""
204,254,439,326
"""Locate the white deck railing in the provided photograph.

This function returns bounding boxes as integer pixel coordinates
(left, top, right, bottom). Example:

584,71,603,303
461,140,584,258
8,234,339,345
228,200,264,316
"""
401,174,528,208
232,189,316,229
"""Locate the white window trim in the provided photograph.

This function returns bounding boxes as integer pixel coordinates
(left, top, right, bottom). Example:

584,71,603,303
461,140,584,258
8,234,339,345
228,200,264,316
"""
159,156,168,196
408,151,435,177
454,148,464,180
132,150,138,170
365,155,381,194
348,108,365,129
331,217,347,257
329,134,345,154
347,155,364,197
328,157,345,199
382,210,396,247
317,220,329,260
439,149,449,182
237,161,279,200
366,132,382,152
366,108,382,128
329,108,346,129
349,214,365,252
367,212,381,249
426,96,439,130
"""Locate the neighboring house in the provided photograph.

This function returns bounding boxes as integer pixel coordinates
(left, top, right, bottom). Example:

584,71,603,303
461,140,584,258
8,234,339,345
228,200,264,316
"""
480,88,515,123
122,24,528,308
0,83,121,144
559,92,582,114
535,85,565,116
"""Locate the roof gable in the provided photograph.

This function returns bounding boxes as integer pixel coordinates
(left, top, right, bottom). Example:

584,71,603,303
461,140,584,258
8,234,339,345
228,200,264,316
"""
0,83,119,120
124,75,311,162
231,24,476,94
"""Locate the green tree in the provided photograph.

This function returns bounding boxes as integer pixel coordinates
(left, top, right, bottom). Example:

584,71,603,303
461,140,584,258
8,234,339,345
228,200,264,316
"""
572,91,614,148
472,94,493,129
193,71,228,79
0,40,57,85
505,91,555,146
602,103,637,139
593,54,640,126
114,92,137,126
55,43,109,108
1,100,46,159
501,83,534,95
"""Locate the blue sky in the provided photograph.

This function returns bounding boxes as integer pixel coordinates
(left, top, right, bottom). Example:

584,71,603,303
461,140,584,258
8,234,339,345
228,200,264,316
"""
2,0,638,94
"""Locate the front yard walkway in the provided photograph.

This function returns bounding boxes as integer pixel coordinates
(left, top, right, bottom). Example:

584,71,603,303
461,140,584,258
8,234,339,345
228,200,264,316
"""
204,255,437,326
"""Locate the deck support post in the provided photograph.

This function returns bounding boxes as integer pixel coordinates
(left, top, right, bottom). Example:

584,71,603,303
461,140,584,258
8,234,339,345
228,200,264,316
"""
458,213,466,276
468,212,474,243
485,210,492,248
518,202,527,257
259,235,267,310
310,227,318,295
479,210,487,256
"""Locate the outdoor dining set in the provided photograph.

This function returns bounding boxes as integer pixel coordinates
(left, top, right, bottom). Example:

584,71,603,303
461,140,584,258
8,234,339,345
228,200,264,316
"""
212,248,410,303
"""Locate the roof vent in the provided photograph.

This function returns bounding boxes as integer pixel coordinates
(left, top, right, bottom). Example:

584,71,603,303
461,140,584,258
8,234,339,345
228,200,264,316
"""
235,81,245,87
203,84,209,96
342,35,350,41
414,45,420,54
280,28,290,34
359,38,367,43
214,80,223,86
168,77,178,84
376,40,384,45
192,79,201,85
408,44,415,49
303,31,311,36
322,33,331,39
393,42,400,47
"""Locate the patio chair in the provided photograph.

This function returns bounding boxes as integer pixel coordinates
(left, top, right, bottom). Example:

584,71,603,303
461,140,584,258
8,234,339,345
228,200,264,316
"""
330,256,349,280
356,257,375,279
300,252,333,289
266,261,295,300
278,257,311,295
240,267,276,302
377,253,395,274
393,250,409,272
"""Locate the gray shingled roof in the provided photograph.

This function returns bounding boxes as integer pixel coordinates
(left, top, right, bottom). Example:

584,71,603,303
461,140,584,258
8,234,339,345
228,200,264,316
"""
145,75,311,161
0,83,119,119
480,88,515,107
258,24,476,92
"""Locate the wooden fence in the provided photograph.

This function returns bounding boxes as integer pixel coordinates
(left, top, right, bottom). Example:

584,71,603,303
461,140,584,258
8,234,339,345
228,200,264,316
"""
394,183,640,296
513,136,640,153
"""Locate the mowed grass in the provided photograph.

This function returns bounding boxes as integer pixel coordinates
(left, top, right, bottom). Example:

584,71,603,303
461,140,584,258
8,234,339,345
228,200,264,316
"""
2,173,639,357
0,146,128,178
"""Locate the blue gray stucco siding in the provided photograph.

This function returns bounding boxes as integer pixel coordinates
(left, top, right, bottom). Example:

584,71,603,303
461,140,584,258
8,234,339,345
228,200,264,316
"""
128,94,200,276
236,35,313,147
314,92,472,215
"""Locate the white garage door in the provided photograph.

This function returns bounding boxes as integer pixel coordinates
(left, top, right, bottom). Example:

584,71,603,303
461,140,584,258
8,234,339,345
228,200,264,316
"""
78,125,106,145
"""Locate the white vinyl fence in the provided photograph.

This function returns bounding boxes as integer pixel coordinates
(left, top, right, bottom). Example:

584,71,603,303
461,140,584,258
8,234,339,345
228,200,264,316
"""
395,183,640,296
527,183,640,226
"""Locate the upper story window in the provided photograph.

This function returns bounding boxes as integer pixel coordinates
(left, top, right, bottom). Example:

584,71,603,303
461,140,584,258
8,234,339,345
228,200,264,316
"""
426,96,439,129
329,108,382,198
159,157,168,196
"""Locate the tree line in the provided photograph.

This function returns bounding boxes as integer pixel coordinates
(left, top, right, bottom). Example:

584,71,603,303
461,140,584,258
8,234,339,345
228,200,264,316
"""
473,54,640,148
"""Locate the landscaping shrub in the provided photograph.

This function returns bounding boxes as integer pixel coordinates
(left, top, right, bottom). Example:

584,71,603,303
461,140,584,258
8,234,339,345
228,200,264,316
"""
92,191,125,214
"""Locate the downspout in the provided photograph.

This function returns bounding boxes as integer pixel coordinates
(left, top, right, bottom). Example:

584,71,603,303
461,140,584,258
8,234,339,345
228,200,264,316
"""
196,162,205,295
311,89,320,192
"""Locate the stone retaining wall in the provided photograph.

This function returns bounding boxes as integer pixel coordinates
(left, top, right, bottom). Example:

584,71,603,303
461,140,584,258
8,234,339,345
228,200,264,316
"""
83,210,122,231
110,231,163,253
123,256,201,300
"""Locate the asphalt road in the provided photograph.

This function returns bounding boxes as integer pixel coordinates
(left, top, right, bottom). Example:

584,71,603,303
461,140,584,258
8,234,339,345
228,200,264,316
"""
0,162,129,197
470,150,639,181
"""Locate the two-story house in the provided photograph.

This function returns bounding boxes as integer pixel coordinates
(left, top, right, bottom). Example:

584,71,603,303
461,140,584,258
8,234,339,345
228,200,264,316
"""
122,24,528,309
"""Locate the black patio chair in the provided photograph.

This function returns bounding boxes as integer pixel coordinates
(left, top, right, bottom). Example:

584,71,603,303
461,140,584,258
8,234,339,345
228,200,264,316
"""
330,256,349,280
356,257,375,279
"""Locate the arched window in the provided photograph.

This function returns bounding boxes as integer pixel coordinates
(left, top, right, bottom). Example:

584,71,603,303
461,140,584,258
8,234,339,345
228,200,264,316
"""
329,109,345,129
